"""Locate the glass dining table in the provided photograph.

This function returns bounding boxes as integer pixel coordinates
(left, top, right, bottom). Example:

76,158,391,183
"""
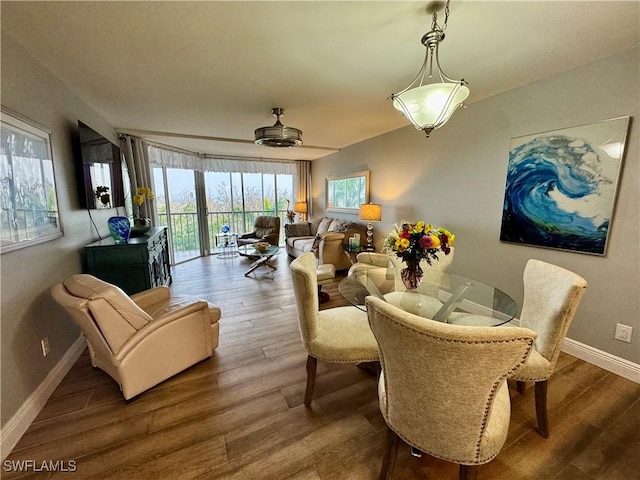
338,265,518,327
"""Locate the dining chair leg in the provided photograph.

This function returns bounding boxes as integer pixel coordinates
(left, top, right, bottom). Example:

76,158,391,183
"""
516,380,526,394
379,428,400,480
535,380,549,438
304,355,317,407
459,464,477,480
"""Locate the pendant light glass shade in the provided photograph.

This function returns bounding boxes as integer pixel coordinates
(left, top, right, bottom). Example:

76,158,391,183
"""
392,82,469,133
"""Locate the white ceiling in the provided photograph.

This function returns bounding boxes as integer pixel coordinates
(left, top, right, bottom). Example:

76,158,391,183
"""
2,1,639,161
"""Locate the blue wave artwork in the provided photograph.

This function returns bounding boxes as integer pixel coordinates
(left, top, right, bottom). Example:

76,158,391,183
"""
500,134,615,254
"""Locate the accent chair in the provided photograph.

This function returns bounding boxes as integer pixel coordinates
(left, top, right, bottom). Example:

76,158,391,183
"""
51,274,221,401
238,215,280,246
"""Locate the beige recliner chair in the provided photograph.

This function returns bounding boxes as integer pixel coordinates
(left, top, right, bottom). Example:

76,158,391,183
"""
238,215,281,246
51,274,221,400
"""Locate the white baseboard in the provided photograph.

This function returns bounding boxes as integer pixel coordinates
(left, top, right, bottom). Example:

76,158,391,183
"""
562,338,640,384
0,336,85,461
508,319,639,384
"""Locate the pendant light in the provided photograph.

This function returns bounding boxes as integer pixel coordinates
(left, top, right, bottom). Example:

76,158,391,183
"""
391,0,469,137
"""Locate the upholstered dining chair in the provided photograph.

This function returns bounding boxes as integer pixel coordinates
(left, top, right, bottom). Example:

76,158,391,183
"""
348,252,395,295
289,253,379,406
51,274,221,401
365,296,536,480
510,259,588,438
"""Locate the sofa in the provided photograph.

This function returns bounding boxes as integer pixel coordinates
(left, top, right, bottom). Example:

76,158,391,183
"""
284,216,367,271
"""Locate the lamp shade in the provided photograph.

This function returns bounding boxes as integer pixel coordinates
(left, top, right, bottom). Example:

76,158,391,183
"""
393,82,470,132
294,202,308,213
359,203,382,222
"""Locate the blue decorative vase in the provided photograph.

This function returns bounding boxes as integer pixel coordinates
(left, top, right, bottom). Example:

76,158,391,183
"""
107,216,131,244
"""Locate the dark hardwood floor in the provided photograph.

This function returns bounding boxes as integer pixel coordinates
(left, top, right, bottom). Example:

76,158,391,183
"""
4,252,639,479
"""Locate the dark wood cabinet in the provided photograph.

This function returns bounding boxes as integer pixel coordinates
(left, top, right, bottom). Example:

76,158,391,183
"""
85,227,172,295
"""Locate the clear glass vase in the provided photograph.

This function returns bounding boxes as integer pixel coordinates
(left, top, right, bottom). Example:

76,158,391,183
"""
401,260,423,290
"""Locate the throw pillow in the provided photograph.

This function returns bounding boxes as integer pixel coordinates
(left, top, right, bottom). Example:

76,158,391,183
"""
317,217,333,234
285,222,312,238
328,219,349,232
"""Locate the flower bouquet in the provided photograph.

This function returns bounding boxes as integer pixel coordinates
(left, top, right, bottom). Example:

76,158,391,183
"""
132,187,154,232
384,221,455,289
285,199,296,224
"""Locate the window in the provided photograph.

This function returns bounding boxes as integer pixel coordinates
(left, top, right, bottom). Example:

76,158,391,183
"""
326,170,369,213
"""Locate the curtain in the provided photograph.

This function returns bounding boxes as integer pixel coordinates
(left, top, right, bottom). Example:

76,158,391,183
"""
147,144,296,175
120,135,157,223
296,160,312,220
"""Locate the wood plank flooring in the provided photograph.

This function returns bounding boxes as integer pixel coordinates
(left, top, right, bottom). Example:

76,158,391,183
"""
4,253,639,479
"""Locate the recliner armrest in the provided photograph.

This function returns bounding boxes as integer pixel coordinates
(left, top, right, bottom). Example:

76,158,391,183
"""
239,231,257,239
116,301,211,361
131,286,171,308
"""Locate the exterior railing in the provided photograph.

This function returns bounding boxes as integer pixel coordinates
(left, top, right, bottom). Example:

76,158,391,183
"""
157,210,287,263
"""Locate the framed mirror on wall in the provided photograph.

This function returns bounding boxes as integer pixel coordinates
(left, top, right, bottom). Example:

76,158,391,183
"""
326,170,369,213
1,107,63,253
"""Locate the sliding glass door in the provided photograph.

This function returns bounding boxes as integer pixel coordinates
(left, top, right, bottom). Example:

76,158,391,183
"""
154,167,202,264
154,166,294,265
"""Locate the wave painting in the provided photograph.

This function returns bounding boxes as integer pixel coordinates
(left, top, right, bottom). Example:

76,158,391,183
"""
500,118,628,255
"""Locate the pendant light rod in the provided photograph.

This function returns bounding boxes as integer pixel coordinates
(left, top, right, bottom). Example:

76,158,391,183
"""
390,0,470,137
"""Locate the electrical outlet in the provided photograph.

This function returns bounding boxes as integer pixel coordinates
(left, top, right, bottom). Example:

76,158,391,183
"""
614,324,632,343
40,337,50,357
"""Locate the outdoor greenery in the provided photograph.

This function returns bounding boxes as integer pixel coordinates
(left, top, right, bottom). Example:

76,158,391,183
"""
154,169,292,260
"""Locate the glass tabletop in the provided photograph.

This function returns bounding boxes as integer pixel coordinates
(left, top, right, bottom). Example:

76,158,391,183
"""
338,266,518,327
237,244,281,257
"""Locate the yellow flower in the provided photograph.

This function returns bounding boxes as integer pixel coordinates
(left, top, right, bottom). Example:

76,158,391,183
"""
136,187,154,200
132,193,145,206
430,235,441,249
397,238,410,250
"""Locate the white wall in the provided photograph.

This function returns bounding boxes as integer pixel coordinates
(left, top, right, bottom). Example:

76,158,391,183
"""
1,35,121,427
312,48,639,364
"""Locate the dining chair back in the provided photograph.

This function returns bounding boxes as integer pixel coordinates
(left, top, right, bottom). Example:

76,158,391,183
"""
366,296,535,480
510,259,587,437
290,253,379,406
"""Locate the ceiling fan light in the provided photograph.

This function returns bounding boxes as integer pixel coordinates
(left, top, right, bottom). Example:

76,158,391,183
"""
393,82,469,132
254,108,303,148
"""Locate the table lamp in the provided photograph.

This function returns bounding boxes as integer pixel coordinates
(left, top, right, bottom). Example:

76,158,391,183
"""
294,201,308,221
359,203,382,251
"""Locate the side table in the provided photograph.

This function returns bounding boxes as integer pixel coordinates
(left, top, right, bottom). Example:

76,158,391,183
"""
215,232,238,259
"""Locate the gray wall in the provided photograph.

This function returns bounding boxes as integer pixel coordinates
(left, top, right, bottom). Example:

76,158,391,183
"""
1,35,121,426
312,48,639,364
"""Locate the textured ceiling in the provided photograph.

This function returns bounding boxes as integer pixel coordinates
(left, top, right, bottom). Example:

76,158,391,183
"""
2,1,638,160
